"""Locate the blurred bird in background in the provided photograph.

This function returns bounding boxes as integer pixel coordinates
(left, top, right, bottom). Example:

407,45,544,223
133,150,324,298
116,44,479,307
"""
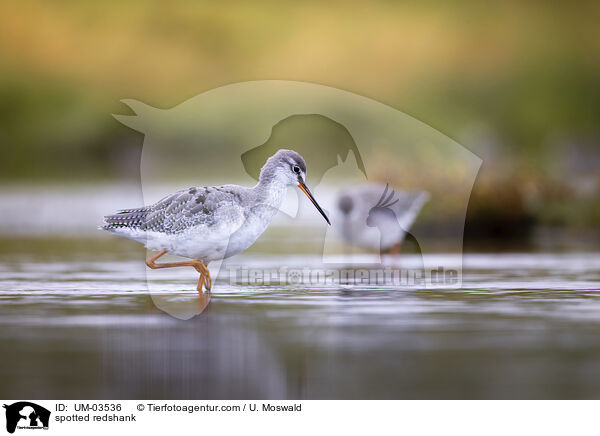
333,184,429,258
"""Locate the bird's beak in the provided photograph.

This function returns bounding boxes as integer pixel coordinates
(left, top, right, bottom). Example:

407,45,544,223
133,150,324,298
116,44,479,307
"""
298,180,330,225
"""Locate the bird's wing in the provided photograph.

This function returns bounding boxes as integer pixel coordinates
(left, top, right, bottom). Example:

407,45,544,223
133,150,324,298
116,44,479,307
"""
103,185,247,234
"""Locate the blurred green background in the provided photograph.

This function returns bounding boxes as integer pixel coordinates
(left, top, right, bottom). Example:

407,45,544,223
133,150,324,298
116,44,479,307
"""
1,0,599,241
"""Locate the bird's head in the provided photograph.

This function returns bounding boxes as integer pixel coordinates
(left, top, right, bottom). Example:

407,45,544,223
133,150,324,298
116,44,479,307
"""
260,149,330,225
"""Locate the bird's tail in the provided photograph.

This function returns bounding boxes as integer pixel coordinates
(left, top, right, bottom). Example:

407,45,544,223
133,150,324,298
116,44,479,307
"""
394,191,430,231
101,207,150,231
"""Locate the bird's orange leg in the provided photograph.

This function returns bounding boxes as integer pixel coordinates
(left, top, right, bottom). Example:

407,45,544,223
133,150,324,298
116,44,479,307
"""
145,249,212,293
389,243,402,256
389,243,401,268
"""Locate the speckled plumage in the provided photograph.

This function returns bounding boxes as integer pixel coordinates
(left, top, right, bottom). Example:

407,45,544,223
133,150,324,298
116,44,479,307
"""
103,185,247,234
101,150,327,263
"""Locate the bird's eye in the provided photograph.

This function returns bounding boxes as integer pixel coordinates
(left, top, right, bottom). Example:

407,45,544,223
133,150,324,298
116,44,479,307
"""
292,165,301,174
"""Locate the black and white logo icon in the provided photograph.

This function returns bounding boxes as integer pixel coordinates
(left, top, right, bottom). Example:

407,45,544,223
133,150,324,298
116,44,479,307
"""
3,402,50,434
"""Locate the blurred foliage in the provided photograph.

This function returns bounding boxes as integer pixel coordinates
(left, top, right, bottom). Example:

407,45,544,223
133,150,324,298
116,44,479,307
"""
0,0,598,230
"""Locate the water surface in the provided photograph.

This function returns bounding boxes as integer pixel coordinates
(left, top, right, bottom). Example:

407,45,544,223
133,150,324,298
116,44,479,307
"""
1,238,599,399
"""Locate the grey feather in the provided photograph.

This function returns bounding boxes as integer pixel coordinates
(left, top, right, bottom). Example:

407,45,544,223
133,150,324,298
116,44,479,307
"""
102,185,244,234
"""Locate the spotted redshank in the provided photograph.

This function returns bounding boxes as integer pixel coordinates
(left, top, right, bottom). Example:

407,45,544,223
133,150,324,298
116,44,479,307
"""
102,150,330,292
334,183,429,254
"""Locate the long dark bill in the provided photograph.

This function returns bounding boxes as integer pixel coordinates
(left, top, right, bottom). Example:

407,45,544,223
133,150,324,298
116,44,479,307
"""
298,180,331,225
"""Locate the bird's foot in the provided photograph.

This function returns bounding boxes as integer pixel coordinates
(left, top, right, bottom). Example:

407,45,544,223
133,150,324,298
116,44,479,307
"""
193,261,212,292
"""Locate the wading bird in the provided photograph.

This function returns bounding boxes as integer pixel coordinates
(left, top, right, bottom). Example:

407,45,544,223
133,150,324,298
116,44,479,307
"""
102,150,330,292
334,183,429,256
